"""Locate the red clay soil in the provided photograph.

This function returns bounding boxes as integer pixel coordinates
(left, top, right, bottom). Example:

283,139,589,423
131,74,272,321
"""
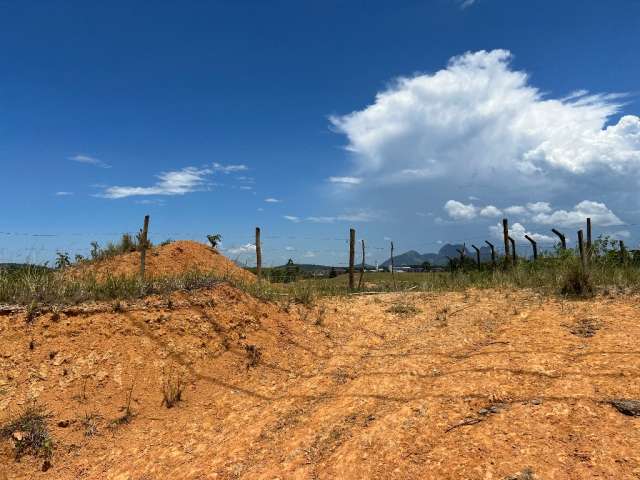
2,287,640,479
70,240,255,283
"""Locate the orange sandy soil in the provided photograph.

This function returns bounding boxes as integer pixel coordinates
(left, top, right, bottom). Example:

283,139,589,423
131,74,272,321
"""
69,240,255,283
2,286,640,479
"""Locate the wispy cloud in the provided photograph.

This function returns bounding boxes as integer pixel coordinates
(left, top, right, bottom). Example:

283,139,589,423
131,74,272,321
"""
69,154,111,168
96,163,247,199
459,0,476,9
55,191,74,196
328,176,363,185
99,166,213,199
212,163,248,174
265,197,281,203
283,215,301,223
306,209,378,223
225,243,256,255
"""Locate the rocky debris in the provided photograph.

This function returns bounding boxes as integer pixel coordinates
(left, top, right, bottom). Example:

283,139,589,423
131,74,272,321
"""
609,399,640,416
568,317,601,338
504,467,538,480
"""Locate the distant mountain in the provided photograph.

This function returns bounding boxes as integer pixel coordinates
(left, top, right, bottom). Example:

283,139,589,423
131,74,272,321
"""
380,243,481,268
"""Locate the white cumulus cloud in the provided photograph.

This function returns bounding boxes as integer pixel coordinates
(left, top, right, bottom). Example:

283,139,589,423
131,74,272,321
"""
330,49,639,187
531,200,623,227
444,200,477,220
99,166,213,199
479,205,502,217
489,222,555,244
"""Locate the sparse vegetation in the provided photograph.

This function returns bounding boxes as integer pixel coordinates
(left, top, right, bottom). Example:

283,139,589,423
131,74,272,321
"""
81,412,100,437
161,370,185,408
1,404,54,470
87,234,152,263
386,301,420,316
112,381,136,426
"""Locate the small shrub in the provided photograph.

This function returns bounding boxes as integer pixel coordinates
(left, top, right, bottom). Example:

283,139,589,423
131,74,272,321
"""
0,404,54,470
560,265,594,297
207,234,222,248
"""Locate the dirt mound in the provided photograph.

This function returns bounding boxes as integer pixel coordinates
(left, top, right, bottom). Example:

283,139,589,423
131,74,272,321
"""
3,289,640,479
73,240,255,283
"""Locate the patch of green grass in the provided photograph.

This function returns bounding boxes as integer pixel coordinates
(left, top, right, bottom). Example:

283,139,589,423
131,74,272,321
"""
1,404,54,470
0,267,283,306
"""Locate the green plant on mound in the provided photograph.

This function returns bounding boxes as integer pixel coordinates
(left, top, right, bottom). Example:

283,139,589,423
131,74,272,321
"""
1,404,54,470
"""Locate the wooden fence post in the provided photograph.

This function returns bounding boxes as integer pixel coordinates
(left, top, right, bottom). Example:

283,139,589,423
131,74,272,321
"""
390,241,397,290
485,240,496,268
348,228,355,291
524,235,538,261
551,228,566,250
620,240,626,265
577,229,586,272
139,215,150,279
586,217,592,260
471,244,481,269
357,239,365,290
456,244,466,272
508,236,517,265
502,218,510,266
255,227,262,280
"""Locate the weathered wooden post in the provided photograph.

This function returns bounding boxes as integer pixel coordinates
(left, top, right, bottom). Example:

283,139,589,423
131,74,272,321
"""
456,244,466,271
577,229,586,272
551,229,566,250
485,240,496,268
524,234,538,261
586,217,592,260
390,241,397,290
502,218,511,266
348,228,355,291
620,240,626,265
139,215,150,279
255,227,262,280
471,244,481,269
508,236,517,265
357,239,365,290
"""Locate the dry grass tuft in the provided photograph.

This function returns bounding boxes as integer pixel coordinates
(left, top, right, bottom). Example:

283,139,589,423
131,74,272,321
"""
245,344,262,368
386,301,419,317
161,370,185,408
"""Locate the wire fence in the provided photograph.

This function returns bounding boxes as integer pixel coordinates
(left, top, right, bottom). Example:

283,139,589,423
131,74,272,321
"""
2,218,639,267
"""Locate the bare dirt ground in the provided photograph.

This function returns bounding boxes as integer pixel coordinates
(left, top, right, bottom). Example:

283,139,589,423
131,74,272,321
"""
2,286,640,479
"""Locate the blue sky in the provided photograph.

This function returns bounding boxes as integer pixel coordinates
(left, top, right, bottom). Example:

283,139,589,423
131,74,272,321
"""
2,0,640,266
